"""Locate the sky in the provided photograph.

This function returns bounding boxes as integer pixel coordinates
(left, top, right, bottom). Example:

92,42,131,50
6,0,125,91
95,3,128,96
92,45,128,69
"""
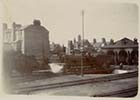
1,0,139,46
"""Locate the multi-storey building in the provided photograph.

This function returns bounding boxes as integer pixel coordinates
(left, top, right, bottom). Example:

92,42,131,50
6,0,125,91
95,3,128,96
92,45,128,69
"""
3,20,50,62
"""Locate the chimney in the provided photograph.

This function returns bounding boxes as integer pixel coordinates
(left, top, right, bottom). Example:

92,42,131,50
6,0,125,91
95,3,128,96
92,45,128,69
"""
78,34,81,42
12,22,16,41
33,19,41,26
134,38,138,44
102,38,107,45
2,23,8,42
109,39,114,45
93,38,96,44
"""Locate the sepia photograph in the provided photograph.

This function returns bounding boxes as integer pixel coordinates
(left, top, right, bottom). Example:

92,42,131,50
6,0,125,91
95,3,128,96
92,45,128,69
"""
0,0,139,98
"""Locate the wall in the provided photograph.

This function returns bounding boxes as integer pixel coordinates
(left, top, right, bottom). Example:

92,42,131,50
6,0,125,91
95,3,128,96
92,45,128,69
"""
23,24,50,60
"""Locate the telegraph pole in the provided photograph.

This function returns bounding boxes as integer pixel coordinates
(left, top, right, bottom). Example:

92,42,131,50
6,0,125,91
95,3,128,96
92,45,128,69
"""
81,10,84,77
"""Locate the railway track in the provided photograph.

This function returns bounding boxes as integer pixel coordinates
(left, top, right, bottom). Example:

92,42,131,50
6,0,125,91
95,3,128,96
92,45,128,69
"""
11,71,59,83
14,71,138,94
92,86,138,97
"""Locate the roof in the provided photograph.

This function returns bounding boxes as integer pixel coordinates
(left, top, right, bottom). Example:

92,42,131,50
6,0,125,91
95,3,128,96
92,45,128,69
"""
115,38,135,46
102,37,138,49
19,24,49,33
19,25,30,30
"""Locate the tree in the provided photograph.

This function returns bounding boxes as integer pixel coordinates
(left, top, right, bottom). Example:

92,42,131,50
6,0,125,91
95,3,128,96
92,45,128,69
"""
110,39,114,45
102,38,107,46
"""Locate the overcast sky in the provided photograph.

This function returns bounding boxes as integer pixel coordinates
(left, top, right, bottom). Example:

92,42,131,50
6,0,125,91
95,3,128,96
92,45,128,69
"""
1,0,139,45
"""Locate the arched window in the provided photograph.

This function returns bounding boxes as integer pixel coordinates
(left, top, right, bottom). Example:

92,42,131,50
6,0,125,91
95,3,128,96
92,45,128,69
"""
119,50,127,64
